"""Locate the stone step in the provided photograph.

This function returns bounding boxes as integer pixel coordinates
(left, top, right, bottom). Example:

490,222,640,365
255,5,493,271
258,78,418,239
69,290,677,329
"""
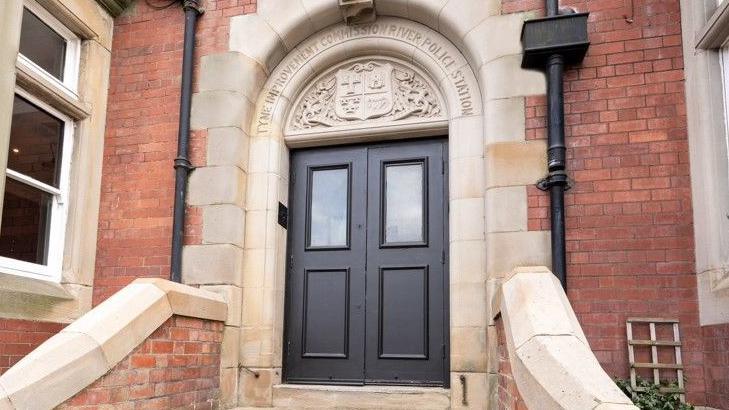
270,384,451,409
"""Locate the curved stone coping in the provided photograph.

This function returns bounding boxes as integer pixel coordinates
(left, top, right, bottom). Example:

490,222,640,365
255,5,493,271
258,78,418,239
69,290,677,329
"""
0,278,227,410
496,266,638,410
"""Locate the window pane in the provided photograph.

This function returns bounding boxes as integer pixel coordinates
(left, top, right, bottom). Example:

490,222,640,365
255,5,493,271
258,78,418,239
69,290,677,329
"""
20,8,67,81
0,178,53,265
385,163,424,243
309,168,348,247
9,95,65,187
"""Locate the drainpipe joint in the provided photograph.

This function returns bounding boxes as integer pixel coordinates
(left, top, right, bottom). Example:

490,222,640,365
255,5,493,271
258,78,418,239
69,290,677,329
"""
183,0,204,14
173,156,194,171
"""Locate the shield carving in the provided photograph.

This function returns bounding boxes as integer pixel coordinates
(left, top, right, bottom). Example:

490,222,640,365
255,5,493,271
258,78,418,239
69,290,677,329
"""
335,62,394,120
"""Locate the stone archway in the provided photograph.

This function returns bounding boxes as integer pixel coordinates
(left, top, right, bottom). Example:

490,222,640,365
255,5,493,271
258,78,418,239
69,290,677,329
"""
240,16,489,406
186,2,551,407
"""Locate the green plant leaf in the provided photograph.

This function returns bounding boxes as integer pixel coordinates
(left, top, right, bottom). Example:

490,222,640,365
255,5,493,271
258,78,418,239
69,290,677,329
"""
613,376,694,410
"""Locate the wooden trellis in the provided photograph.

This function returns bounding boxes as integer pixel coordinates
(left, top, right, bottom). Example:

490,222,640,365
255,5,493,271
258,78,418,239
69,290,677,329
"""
625,317,685,403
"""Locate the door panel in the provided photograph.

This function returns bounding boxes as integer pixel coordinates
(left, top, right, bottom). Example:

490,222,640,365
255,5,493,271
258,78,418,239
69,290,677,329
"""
365,140,447,385
285,139,448,386
302,268,350,358
379,265,429,359
285,147,367,384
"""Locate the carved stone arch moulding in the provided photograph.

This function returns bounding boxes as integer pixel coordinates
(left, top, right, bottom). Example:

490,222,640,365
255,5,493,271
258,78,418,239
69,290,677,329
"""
249,17,483,147
286,56,447,139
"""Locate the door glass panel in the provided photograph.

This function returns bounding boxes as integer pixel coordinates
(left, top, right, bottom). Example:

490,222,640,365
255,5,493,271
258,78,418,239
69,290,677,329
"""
384,162,424,244
20,8,67,81
308,167,349,247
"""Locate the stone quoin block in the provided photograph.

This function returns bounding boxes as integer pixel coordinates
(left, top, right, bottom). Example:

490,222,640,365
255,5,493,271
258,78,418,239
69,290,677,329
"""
486,231,551,277
182,244,244,286
485,97,526,143
257,0,315,51
302,0,342,30
449,239,486,284
191,90,255,131
202,204,246,248
450,198,486,241
207,126,251,171
481,55,547,99
229,13,287,74
201,284,243,327
187,166,247,207
199,52,267,103
485,140,547,188
485,186,528,233
450,326,488,372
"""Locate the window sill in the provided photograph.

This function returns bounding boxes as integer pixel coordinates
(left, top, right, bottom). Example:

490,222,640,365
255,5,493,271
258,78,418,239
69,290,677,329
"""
0,270,74,299
15,57,91,120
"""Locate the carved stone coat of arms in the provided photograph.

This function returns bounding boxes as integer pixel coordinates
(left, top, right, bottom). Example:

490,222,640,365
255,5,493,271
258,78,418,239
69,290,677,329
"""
335,62,394,120
289,58,443,131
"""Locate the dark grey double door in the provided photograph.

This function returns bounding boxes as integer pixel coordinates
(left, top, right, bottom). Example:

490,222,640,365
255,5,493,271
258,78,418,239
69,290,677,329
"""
284,138,448,386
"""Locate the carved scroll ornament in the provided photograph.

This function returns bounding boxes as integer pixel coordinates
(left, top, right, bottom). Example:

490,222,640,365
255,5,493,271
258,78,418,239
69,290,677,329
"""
289,60,443,132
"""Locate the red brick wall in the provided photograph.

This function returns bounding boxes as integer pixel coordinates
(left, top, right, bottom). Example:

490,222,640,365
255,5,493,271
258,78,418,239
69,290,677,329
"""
513,0,708,404
93,0,256,304
59,315,224,409
703,323,729,409
495,316,527,410
0,319,64,375
92,0,727,407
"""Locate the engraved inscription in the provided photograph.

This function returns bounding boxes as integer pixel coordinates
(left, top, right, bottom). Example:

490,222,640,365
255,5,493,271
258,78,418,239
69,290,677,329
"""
255,21,477,135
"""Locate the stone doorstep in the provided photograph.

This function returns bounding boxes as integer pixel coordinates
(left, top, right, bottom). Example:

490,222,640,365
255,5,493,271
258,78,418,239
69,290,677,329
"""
270,384,451,409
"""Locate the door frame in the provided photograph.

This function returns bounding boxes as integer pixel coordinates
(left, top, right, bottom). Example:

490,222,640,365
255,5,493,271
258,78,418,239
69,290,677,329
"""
223,22,504,404
282,138,450,387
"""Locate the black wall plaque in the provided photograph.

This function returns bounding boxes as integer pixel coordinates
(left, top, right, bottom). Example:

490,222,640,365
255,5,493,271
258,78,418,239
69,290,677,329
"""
278,202,288,229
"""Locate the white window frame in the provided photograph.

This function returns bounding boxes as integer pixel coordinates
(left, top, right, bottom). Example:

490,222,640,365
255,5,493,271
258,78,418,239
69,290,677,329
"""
719,46,729,183
17,0,81,95
0,87,74,282
691,0,729,302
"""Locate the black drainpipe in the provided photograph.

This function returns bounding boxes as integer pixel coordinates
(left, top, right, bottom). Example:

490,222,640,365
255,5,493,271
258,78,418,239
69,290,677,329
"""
543,51,568,289
171,0,203,283
521,0,590,289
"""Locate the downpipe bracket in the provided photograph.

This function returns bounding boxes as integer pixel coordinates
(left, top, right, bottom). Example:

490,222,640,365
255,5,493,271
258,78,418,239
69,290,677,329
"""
536,170,572,192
